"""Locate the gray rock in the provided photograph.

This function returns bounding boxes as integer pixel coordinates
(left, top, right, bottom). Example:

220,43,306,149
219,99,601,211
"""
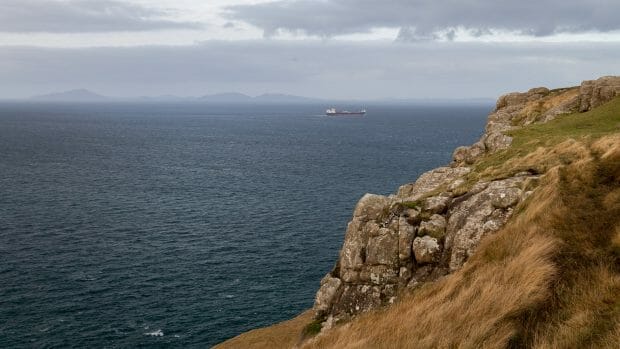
527,87,550,96
339,218,367,270
452,141,486,165
398,217,416,261
314,275,343,317
540,95,580,122
448,178,466,192
399,266,412,281
406,265,434,288
412,236,441,264
495,91,530,110
330,283,399,318
490,187,522,208
579,76,620,112
397,167,471,200
418,214,447,239
404,207,420,217
340,268,359,283
484,131,513,152
366,229,399,266
331,284,382,317
445,176,527,271
366,265,399,285
469,181,489,194
423,195,451,214
353,193,391,221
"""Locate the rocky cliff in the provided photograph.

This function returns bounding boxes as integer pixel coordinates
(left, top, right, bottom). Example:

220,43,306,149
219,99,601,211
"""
311,76,620,328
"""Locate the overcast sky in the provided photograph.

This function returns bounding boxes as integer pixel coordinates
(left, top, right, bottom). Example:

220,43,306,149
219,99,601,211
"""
0,0,619,99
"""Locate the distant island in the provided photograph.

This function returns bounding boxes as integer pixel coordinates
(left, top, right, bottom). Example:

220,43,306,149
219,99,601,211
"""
29,89,323,103
31,89,108,102
24,89,494,105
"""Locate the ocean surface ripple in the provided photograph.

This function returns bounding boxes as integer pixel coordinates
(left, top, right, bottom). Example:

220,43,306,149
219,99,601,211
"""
0,102,488,347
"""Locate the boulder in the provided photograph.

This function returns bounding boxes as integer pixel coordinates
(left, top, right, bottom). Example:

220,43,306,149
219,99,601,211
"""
527,87,550,96
331,284,382,317
339,218,367,270
406,265,433,288
330,283,398,318
353,193,391,221
461,141,486,164
448,178,466,192
397,167,471,199
412,236,441,264
495,92,529,110
366,230,399,266
314,275,343,317
340,268,360,283
399,266,412,281
484,132,513,152
423,194,451,214
445,176,528,271
418,214,447,239
490,187,522,209
579,76,620,112
398,217,416,261
365,265,400,285
540,94,580,122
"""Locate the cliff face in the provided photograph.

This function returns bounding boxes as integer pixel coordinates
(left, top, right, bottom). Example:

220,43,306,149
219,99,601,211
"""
311,76,620,327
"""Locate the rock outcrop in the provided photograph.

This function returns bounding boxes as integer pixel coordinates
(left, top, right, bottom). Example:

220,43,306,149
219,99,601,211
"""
579,76,620,112
313,172,536,323
311,76,620,328
451,76,620,166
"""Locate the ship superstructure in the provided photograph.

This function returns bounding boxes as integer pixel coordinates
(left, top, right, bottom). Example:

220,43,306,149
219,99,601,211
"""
325,107,366,116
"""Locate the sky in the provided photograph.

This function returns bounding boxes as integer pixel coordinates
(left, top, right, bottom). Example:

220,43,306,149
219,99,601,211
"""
0,0,619,99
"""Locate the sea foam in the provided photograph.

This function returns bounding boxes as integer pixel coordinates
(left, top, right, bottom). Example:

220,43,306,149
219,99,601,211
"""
144,329,164,337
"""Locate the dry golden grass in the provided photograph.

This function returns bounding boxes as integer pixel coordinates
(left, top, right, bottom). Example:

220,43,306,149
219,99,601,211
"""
517,88,580,125
213,310,313,349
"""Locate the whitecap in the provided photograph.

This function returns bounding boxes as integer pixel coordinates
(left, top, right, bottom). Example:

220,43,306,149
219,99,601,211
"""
144,329,164,337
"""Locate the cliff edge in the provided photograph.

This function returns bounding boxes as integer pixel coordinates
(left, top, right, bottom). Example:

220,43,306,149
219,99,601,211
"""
216,76,620,348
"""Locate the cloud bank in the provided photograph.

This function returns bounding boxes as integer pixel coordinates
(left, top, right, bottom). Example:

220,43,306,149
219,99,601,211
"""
226,0,620,39
0,0,202,33
1,41,618,99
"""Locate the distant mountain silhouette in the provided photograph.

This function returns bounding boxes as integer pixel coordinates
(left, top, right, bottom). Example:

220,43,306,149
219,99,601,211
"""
31,89,107,102
199,92,320,103
254,93,319,103
27,89,492,104
199,92,253,102
137,94,194,102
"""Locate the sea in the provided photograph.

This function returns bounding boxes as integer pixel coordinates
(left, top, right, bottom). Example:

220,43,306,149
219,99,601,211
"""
0,102,489,348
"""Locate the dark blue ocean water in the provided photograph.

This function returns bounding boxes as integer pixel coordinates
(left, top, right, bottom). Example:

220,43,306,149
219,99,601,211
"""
0,102,489,348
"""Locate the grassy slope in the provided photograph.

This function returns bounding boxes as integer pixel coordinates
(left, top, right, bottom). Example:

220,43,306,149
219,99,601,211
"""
214,310,313,349
216,97,620,348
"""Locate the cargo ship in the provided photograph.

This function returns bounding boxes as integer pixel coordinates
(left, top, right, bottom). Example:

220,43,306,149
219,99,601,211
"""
326,107,366,116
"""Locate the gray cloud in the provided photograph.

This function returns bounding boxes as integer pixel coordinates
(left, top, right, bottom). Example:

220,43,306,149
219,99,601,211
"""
226,0,620,39
0,41,618,99
0,0,202,33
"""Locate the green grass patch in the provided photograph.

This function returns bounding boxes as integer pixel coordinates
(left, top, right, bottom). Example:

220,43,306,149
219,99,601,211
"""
473,96,620,178
400,201,422,209
301,319,323,338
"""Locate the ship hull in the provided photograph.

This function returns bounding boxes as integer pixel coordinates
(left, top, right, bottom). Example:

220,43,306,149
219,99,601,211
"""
326,112,366,116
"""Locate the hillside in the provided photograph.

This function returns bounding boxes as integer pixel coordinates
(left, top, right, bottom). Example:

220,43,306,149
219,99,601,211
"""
215,76,620,348
31,89,107,102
